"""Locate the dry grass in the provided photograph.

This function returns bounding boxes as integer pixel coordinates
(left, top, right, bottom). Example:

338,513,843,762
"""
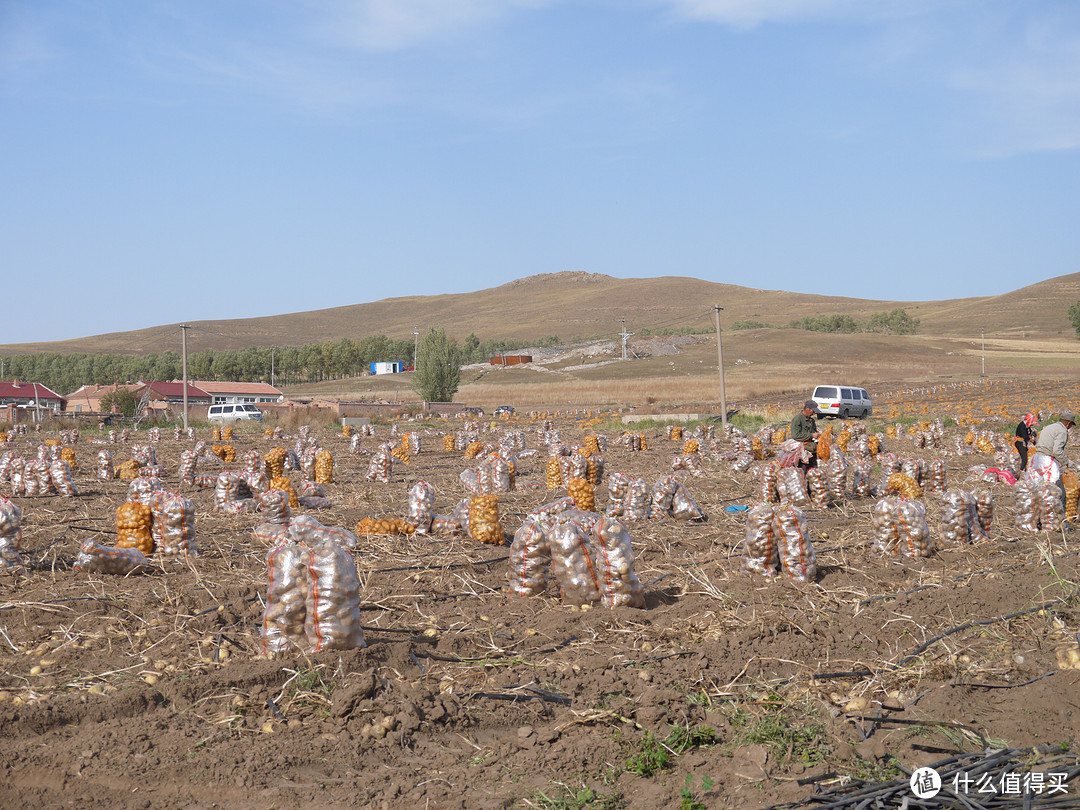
4,271,1080,356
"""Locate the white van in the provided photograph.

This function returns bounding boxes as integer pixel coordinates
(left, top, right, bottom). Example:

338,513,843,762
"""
207,403,264,423
810,385,872,419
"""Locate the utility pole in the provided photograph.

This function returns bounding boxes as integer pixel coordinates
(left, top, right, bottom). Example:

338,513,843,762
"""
271,346,275,387
181,324,189,432
413,326,420,369
619,319,634,360
981,328,986,377
713,305,728,434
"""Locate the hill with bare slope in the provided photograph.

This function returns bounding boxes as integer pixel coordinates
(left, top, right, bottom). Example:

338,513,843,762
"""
2,270,1077,356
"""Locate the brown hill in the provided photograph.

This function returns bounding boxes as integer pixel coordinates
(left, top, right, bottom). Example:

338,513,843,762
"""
2,270,1078,356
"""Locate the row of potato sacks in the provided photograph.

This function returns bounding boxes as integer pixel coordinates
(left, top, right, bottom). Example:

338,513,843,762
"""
73,476,199,575
741,459,1078,583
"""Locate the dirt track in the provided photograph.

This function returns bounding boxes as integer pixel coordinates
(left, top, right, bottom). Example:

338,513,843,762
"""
1,399,1079,809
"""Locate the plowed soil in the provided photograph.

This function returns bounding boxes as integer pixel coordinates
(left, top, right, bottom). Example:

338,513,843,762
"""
1,400,1079,809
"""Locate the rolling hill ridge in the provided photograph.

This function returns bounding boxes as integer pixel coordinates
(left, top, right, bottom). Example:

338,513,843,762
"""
2,270,1078,357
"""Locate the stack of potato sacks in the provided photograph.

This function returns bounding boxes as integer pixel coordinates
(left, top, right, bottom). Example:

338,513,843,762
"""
75,477,197,574
259,516,365,655
742,502,817,582
508,498,645,608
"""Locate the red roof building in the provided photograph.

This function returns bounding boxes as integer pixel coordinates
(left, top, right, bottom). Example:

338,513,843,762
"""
191,381,284,404
0,381,64,414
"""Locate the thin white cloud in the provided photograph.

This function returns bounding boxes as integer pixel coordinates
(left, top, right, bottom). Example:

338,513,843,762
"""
309,0,557,52
950,19,1080,154
656,0,861,29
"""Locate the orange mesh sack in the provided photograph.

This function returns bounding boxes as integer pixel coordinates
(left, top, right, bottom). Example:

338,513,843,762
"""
116,502,153,555
468,495,503,544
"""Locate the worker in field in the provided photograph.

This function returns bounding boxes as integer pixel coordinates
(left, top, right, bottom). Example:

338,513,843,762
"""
1014,412,1038,471
1027,412,1074,507
790,400,820,473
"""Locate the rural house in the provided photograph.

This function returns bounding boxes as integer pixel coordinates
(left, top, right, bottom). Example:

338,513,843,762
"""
64,383,142,414
191,381,284,404
0,381,64,421
136,382,212,416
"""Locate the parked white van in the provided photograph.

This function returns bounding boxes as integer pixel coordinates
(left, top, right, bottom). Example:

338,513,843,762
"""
207,403,264,423
810,385,872,419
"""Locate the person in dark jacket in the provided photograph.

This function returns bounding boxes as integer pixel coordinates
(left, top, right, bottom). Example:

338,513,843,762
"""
1015,413,1038,471
790,400,820,472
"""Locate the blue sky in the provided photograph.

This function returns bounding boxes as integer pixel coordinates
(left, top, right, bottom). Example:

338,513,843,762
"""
2,0,1079,345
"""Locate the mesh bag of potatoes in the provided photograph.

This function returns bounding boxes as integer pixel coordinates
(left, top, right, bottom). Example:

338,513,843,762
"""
592,517,646,608
314,450,334,484
671,481,706,521
305,536,367,651
742,503,779,576
928,458,948,493
826,456,847,501
508,518,552,598
758,462,780,503
606,472,631,516
545,456,564,490
269,476,300,507
671,454,705,478
939,490,988,545
0,497,23,569
885,472,922,499
549,519,601,607
126,476,163,505
773,504,817,582
363,447,392,483
468,495,504,544
261,542,310,655
178,449,198,485
649,475,679,517
567,478,596,512
1013,481,1040,532
214,471,256,514
258,488,292,525
777,467,811,508
150,491,198,557
406,481,436,534
586,454,604,485
73,538,148,576
264,447,287,479
1034,482,1063,531
871,497,934,557
116,502,154,555
804,468,830,508
49,459,78,497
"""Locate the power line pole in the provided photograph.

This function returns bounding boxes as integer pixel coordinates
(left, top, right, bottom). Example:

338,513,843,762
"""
981,328,986,377
619,319,634,360
181,324,189,432
413,326,420,368
271,346,275,387
713,305,728,434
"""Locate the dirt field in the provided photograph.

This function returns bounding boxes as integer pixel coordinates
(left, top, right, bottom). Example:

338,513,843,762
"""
2,387,1079,809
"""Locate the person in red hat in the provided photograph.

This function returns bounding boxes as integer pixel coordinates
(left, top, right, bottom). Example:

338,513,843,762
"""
1014,412,1038,472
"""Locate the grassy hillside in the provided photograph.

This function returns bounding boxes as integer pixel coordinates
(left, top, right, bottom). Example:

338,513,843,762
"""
2,270,1078,356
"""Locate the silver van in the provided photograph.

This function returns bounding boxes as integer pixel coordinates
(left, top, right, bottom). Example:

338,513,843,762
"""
810,385,872,419
207,403,264,423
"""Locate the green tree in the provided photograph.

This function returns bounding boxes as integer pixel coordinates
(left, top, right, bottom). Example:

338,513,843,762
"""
413,328,462,402
866,308,919,335
101,388,140,417
1069,301,1080,337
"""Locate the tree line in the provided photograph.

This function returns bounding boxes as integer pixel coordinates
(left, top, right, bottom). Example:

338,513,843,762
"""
730,308,920,335
0,333,555,396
